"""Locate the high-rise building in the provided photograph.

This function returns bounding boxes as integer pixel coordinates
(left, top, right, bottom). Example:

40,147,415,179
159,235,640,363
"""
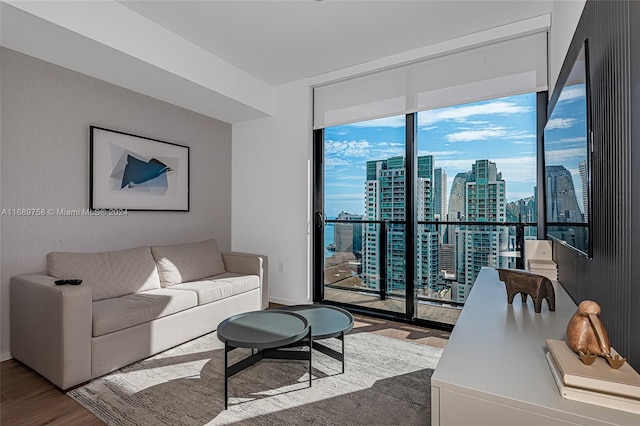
579,161,589,222
362,155,438,293
445,172,470,244
507,196,536,223
417,156,440,294
334,211,363,254
433,168,447,220
433,168,447,243
455,160,509,302
439,243,456,275
546,165,583,222
546,164,587,251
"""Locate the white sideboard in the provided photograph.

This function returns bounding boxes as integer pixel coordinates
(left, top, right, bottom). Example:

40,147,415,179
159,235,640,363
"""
431,267,640,426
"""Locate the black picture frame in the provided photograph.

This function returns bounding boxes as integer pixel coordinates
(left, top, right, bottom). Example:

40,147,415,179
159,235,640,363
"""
90,126,190,211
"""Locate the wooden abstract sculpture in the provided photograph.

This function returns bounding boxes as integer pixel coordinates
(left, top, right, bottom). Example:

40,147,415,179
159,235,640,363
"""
566,300,626,368
496,268,555,313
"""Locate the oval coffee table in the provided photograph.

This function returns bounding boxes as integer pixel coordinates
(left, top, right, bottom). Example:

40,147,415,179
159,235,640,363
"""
277,305,354,373
217,310,312,409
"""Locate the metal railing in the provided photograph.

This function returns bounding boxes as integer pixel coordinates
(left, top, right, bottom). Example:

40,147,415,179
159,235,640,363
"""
323,218,536,308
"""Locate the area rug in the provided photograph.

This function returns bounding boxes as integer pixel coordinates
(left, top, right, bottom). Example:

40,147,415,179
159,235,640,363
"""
69,330,442,425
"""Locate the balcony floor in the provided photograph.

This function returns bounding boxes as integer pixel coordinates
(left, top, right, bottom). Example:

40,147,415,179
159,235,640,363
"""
324,287,462,325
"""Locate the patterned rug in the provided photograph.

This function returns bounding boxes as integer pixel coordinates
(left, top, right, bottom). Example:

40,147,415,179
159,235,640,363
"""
69,330,442,425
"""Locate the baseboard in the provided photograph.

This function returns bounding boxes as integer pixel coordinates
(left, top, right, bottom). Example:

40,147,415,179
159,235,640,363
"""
1,351,12,362
269,296,310,306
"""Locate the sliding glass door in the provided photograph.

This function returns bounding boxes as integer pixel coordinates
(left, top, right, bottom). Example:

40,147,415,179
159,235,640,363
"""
317,114,408,315
314,93,540,328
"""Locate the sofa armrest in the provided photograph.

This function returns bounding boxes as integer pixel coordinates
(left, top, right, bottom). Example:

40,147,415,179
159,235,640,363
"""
221,251,268,309
10,274,92,390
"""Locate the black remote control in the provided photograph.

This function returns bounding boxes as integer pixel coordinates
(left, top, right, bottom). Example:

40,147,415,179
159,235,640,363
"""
55,279,83,285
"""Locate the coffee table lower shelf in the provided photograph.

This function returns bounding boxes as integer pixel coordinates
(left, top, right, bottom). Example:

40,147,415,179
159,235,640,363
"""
218,305,354,409
217,310,312,409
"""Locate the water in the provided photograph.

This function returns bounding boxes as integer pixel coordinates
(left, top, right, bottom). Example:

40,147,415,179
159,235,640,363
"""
324,223,334,258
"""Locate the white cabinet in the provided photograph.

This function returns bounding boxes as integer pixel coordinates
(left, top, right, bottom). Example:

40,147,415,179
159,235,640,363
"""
431,267,639,426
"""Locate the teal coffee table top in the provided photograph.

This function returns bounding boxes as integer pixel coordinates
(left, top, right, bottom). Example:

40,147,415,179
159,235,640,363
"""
277,305,354,339
217,310,309,349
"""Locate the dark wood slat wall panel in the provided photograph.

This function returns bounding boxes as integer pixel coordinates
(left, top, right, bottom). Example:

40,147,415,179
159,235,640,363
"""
630,0,640,379
552,0,637,367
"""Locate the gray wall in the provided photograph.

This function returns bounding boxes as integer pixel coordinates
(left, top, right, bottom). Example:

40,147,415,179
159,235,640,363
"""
551,0,639,368
0,48,232,359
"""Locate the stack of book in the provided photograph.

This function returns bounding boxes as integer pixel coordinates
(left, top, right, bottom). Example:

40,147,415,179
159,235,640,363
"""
528,258,558,280
546,339,640,414
524,240,558,280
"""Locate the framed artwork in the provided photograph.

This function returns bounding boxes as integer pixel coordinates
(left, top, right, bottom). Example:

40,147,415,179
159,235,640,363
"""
90,126,190,211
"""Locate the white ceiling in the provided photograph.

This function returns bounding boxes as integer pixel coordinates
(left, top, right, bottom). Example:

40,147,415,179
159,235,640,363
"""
1,1,555,123
119,0,554,87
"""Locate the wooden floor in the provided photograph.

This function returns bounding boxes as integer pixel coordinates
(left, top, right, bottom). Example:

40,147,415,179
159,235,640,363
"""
0,359,105,426
0,311,449,426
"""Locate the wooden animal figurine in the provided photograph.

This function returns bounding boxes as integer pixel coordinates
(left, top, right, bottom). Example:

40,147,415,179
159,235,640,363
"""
496,268,555,313
566,300,626,368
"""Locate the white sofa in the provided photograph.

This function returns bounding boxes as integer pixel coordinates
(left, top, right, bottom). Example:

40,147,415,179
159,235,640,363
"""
10,239,268,390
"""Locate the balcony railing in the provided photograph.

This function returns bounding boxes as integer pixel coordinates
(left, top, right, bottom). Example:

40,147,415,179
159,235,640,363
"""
323,218,536,311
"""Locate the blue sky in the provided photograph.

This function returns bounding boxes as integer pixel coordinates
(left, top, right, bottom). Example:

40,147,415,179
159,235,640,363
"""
324,92,541,218
324,90,588,219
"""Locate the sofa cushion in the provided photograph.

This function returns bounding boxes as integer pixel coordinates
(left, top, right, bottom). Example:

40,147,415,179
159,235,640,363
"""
151,239,226,287
92,288,198,337
170,272,260,305
47,246,161,302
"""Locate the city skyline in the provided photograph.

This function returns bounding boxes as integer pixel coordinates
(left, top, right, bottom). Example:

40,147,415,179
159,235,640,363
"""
324,89,589,221
327,155,515,302
324,92,539,218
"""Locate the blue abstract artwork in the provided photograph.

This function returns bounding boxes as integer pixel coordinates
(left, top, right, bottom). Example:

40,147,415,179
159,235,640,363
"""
121,155,172,189
91,126,189,211
108,144,176,195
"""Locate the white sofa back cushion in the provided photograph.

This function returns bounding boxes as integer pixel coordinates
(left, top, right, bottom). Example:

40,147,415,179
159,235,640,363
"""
151,239,226,287
47,246,162,302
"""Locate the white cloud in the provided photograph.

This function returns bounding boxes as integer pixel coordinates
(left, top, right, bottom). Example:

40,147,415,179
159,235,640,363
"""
511,133,536,140
558,85,586,103
545,136,586,147
419,101,533,126
545,147,587,163
546,117,577,130
325,138,405,165
560,137,586,143
325,157,351,167
325,139,371,157
446,128,508,142
435,158,479,172
418,149,463,158
494,156,537,183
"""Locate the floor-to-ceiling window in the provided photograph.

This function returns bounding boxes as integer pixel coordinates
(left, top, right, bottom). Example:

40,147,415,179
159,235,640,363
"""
321,115,408,315
312,31,547,327
414,92,538,323
314,93,539,326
